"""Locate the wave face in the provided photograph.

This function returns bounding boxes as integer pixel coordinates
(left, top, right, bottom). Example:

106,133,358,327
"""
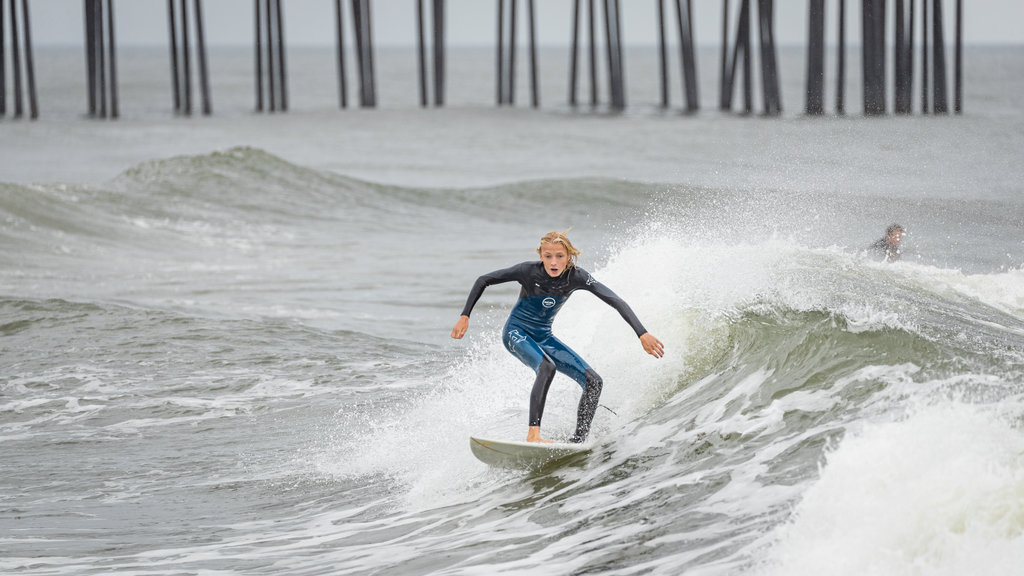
2,147,1024,575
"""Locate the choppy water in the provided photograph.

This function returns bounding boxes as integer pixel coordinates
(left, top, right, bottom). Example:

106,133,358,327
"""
2,45,1024,575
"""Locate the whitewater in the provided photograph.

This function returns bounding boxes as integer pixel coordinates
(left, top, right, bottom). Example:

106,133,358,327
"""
2,46,1023,575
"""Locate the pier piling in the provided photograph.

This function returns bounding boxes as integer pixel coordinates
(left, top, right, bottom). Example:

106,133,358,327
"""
657,0,668,108
862,0,886,115
497,0,539,108
954,0,962,114
335,0,348,108
83,0,117,119
568,0,600,108
805,0,825,115
433,0,446,107
675,0,699,113
836,0,845,115
255,0,285,112
932,0,948,114
894,0,913,114
416,0,445,108
756,0,781,115
2,0,39,119
723,0,754,114
350,0,377,108
9,1,973,121
168,0,211,116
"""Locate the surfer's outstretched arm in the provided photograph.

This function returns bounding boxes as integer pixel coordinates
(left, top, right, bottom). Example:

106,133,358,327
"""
580,271,665,359
451,263,524,340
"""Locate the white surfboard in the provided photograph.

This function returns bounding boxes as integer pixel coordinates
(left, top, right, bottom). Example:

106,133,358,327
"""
469,436,592,469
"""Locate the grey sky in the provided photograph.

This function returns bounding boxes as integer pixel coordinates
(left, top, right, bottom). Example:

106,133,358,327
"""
26,0,1024,48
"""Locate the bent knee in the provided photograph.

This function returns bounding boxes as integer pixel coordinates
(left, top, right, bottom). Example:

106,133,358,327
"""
538,355,557,377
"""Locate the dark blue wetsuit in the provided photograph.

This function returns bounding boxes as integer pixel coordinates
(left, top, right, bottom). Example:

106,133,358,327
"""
460,261,648,442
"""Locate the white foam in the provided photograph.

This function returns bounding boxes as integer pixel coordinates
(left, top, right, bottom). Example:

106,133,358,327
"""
761,402,1024,576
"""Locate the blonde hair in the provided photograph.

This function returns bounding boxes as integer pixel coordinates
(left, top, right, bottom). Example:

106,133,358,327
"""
537,229,581,269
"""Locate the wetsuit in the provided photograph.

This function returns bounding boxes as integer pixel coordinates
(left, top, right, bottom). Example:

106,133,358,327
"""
460,261,648,442
871,238,902,262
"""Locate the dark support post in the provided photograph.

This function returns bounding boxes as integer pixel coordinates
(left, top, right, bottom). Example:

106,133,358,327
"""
806,0,825,115
602,0,625,110
757,0,780,115
496,0,504,105
657,0,668,108
894,0,911,114
351,0,363,107
862,0,886,115
87,0,97,115
613,0,625,109
836,0,845,115
335,0,347,108
741,0,751,113
21,0,37,119
932,0,948,113
602,0,613,108
509,0,517,105
676,0,698,112
587,0,596,106
254,0,262,111
433,0,445,107
274,0,287,111
567,0,602,108
954,0,962,114
266,0,276,111
179,0,190,115
725,0,753,113
921,0,929,112
193,0,210,115
96,0,105,118
254,0,285,112
569,0,580,106
364,0,376,107
82,0,117,119
107,0,118,118
718,0,728,111
417,0,427,107
10,0,23,117
908,0,915,110
527,0,538,108
351,0,375,108
1,0,6,116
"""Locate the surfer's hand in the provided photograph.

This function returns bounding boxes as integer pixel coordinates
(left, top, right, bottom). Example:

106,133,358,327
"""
451,315,469,339
640,333,664,359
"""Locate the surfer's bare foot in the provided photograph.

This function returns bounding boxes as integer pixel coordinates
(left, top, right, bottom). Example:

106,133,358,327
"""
526,426,553,443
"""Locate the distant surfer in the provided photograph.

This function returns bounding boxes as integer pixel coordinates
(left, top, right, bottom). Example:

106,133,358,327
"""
871,223,905,262
451,230,664,444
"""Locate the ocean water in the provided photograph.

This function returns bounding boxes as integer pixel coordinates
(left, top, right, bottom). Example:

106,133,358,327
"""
2,45,1024,575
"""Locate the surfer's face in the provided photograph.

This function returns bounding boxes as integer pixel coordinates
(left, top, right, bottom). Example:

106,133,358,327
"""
886,228,904,246
538,243,569,277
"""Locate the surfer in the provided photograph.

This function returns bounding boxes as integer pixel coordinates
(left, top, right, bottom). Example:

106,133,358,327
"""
451,230,664,444
871,223,905,262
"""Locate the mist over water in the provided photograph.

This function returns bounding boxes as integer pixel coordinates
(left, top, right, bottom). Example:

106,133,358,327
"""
2,46,1024,574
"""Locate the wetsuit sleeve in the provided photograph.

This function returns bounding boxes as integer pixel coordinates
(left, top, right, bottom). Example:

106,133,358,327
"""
577,269,649,337
459,262,527,318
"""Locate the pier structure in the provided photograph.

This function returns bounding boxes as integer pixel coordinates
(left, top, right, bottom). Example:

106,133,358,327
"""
805,0,963,116
1,0,38,119
7,0,968,121
720,0,782,116
168,0,212,116
83,0,117,119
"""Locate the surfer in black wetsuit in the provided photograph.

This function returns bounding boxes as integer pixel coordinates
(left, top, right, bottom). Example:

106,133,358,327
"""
871,223,905,262
451,230,664,444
